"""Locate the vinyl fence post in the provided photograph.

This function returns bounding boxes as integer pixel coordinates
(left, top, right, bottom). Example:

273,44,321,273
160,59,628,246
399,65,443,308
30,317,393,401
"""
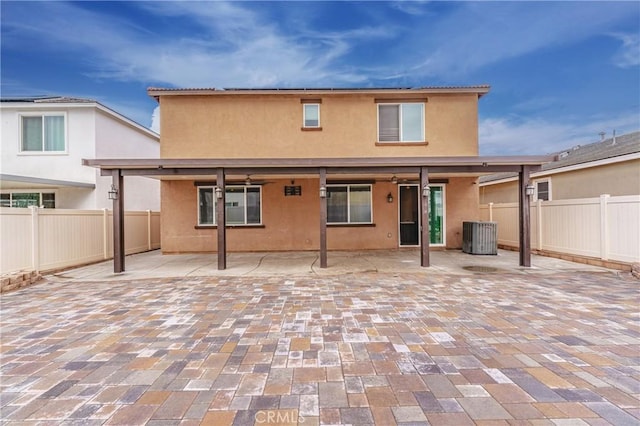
536,199,543,251
147,210,152,251
29,206,40,273
103,208,109,259
600,194,610,261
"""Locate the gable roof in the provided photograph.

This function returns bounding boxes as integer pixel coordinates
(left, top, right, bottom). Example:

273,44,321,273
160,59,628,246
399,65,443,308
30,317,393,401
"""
480,131,640,184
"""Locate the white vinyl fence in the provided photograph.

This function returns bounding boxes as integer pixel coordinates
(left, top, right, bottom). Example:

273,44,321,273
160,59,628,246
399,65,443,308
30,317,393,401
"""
0,207,160,274
480,195,640,264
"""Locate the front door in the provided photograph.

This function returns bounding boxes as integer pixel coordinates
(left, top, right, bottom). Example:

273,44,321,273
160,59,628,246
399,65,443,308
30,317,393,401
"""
399,185,419,246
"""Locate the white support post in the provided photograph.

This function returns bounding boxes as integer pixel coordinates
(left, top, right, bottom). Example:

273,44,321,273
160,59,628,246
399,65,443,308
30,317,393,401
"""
600,194,610,261
536,199,543,251
488,202,494,222
29,206,40,273
147,210,152,251
102,208,109,259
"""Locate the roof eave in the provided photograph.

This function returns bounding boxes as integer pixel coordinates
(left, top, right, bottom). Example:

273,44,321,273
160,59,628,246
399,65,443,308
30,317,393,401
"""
147,86,491,101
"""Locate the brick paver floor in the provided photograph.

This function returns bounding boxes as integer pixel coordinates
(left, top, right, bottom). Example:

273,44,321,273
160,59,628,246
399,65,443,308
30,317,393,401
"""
1,272,638,425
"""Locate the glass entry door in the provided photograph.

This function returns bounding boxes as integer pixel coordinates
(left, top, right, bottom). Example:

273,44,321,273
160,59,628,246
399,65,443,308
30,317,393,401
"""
399,185,419,246
398,184,445,246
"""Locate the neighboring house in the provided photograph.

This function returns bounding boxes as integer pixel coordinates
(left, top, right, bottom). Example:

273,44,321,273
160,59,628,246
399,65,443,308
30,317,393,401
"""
479,131,640,204
0,96,160,210
84,86,552,271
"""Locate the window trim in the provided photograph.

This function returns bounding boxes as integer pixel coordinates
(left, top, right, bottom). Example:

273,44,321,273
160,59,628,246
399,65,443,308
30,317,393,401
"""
302,103,321,129
326,184,373,225
197,185,263,226
377,102,425,143
18,112,68,155
534,179,552,201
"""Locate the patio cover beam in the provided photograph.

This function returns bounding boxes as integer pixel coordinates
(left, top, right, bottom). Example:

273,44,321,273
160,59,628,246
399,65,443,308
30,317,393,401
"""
111,169,125,273
101,164,535,178
420,167,430,267
519,165,532,267
86,155,554,173
217,168,226,270
319,168,327,268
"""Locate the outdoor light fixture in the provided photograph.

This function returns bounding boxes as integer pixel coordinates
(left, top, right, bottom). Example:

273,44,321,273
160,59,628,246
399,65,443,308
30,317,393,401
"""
108,184,118,200
525,184,535,197
422,184,430,198
391,175,398,184
215,186,223,199
245,175,252,186
319,186,327,198
387,192,393,203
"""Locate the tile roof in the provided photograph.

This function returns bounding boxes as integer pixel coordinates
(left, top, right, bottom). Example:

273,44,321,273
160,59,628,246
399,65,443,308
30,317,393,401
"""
480,131,640,183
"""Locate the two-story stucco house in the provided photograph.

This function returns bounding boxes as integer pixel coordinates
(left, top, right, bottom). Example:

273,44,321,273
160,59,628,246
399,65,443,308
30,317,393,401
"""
1,96,160,210
84,86,553,272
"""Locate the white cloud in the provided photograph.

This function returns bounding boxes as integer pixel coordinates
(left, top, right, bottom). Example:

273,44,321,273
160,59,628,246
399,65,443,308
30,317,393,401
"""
406,2,637,79
2,1,387,89
610,32,640,68
479,111,640,155
151,106,160,134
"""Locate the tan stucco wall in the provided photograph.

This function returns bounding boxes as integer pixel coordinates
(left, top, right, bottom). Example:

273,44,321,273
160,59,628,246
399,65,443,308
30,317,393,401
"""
446,177,481,248
550,160,640,199
161,178,477,253
480,181,519,204
159,93,479,159
479,159,640,203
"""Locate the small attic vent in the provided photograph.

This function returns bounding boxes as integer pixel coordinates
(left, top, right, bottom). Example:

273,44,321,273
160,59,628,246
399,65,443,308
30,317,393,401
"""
559,151,569,159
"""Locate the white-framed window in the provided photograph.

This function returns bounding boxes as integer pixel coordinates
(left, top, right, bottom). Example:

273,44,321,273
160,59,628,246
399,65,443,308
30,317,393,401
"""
0,191,56,208
19,113,66,153
303,104,320,128
327,184,372,224
535,179,551,201
378,103,424,142
198,185,262,226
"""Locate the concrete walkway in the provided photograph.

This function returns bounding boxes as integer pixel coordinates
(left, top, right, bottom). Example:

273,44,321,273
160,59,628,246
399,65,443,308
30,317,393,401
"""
49,249,616,282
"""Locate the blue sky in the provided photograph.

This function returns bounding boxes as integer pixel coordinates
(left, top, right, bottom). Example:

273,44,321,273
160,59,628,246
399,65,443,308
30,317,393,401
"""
2,1,639,155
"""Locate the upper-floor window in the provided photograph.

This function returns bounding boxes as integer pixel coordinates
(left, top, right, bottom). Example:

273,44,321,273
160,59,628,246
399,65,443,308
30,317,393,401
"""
327,184,372,224
378,103,424,142
198,185,262,226
535,180,551,201
20,114,66,153
303,104,320,128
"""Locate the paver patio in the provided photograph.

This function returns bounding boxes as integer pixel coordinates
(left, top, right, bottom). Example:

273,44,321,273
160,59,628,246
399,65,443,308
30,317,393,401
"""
1,263,638,424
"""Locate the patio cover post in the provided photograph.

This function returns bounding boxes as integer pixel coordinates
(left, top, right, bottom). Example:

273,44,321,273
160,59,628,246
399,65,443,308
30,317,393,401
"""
216,168,226,270
319,168,327,268
112,169,125,273
519,165,532,267
420,166,430,267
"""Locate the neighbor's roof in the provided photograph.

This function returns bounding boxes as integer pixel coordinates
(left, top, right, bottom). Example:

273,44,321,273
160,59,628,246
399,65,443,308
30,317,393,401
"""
1,96,159,139
147,85,491,100
0,95,96,103
480,131,640,184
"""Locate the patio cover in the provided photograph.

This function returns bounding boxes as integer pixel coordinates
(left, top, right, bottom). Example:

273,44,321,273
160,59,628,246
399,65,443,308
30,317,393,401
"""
82,155,555,273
